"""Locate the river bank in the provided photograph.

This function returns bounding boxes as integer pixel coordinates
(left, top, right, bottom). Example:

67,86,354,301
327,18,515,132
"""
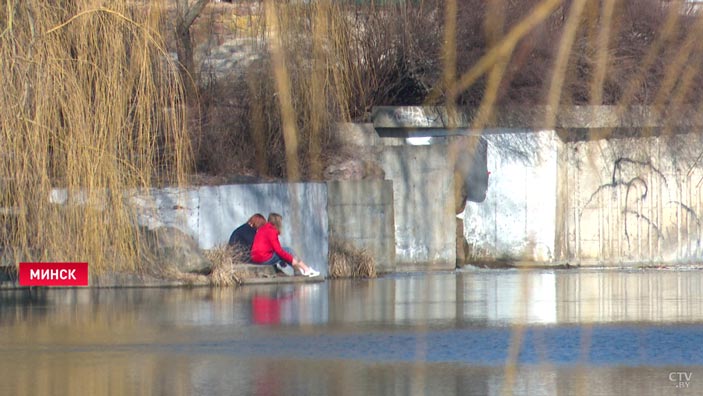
0,263,323,290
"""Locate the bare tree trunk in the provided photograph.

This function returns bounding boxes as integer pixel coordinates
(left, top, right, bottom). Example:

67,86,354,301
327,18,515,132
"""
175,0,209,100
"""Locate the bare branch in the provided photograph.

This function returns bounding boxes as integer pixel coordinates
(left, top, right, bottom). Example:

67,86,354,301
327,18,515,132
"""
181,0,209,30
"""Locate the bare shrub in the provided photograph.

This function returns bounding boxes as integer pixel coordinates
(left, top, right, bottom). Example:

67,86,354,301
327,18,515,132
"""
329,239,376,279
171,0,703,181
447,0,703,106
187,1,443,179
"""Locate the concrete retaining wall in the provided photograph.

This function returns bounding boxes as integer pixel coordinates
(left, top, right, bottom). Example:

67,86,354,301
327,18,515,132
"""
327,180,396,273
462,131,559,262
562,133,703,264
367,106,703,267
134,183,329,276
381,144,456,270
334,122,459,271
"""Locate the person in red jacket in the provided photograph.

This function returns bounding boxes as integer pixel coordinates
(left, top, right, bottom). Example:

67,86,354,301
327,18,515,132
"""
251,213,320,277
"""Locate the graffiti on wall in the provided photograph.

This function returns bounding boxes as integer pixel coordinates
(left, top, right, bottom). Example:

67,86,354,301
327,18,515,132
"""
577,153,703,262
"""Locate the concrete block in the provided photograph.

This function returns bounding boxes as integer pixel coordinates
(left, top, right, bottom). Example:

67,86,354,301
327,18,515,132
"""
327,180,393,205
327,180,396,273
132,187,200,238
327,205,390,238
381,144,456,269
232,264,275,278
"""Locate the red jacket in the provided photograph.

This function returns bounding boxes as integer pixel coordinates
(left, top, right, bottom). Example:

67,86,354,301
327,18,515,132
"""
251,222,294,264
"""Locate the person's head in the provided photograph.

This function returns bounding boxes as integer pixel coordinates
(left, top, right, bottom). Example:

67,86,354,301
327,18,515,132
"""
247,213,266,229
267,213,283,233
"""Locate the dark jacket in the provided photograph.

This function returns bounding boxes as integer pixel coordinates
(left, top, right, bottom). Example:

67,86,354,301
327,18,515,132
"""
228,223,257,250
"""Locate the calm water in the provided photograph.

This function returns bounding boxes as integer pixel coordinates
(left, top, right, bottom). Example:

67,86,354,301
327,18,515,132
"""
1,268,703,395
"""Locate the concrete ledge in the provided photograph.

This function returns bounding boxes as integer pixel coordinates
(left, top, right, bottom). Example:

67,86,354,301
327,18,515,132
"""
240,275,324,285
232,264,276,278
464,260,574,269
372,106,703,138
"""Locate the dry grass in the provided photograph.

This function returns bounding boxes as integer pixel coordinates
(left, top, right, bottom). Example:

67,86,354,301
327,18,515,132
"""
328,239,376,279
203,243,251,286
0,1,191,274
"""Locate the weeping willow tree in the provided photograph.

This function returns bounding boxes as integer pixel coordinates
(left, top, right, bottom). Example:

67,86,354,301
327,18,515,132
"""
0,1,191,273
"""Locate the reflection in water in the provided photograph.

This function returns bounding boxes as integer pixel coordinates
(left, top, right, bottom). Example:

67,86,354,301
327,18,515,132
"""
329,269,703,327
1,269,703,395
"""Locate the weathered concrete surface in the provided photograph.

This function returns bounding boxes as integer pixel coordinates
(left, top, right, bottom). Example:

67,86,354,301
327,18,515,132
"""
141,226,213,275
232,264,276,278
381,144,456,270
327,180,396,273
554,135,569,262
462,131,558,262
368,105,703,267
332,123,460,271
133,183,329,277
335,123,491,270
562,133,703,264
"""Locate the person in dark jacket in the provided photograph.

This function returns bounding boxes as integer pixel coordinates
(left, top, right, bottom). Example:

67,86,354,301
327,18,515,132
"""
228,213,266,259
251,213,320,277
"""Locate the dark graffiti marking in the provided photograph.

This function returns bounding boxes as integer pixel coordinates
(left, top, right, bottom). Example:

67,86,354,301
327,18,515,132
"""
581,176,648,216
581,156,685,255
622,209,665,240
581,155,703,257
611,158,668,189
668,200,702,251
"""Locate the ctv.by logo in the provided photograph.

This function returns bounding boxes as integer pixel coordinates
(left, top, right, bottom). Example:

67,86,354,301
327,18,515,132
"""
669,372,692,389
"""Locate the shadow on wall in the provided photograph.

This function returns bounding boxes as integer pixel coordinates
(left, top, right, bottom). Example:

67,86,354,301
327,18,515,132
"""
454,136,489,214
463,137,489,203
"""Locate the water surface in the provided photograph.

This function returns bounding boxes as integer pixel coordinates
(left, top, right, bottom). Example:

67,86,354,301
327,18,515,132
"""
1,269,702,395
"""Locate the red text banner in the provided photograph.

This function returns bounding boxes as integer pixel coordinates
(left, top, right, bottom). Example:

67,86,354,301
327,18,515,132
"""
19,262,89,286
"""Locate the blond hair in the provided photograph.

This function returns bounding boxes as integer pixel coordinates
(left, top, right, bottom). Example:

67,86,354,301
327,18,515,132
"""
268,212,283,232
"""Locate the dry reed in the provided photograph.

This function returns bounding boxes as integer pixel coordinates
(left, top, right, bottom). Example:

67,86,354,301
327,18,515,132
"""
203,243,250,286
328,238,376,279
0,1,191,273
